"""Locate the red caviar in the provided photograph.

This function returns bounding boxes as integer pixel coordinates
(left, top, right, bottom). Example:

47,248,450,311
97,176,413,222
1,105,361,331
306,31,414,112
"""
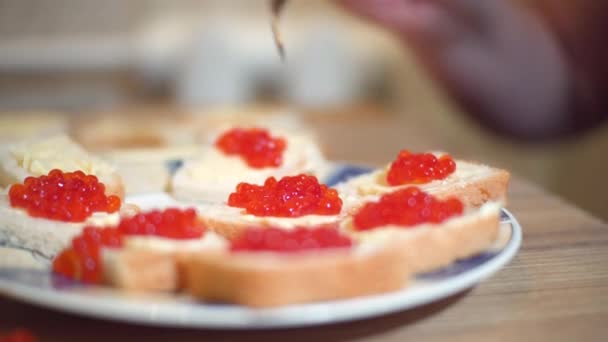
52,208,204,284
387,150,456,186
353,187,464,231
228,174,342,217
117,208,204,240
215,127,287,168
8,169,121,222
231,226,352,253
0,329,37,342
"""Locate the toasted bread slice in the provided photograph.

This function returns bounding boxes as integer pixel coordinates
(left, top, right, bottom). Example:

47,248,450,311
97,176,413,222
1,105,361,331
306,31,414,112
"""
182,239,412,308
196,203,341,240
338,158,510,214
0,135,124,199
343,202,502,274
102,232,227,292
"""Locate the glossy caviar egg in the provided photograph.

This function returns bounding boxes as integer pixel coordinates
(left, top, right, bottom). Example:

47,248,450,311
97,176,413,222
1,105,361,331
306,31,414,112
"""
8,169,121,222
228,174,342,217
387,150,456,186
353,187,464,231
215,127,287,168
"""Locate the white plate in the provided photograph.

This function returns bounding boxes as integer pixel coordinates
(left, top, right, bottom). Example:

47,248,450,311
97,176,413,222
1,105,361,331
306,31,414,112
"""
0,165,522,328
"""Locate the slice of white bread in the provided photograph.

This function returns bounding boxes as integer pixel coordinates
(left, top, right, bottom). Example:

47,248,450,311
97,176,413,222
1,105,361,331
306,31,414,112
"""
0,194,129,259
196,203,342,241
343,202,501,274
102,232,227,292
338,158,510,214
171,130,330,203
182,239,412,308
0,135,125,199
0,246,48,270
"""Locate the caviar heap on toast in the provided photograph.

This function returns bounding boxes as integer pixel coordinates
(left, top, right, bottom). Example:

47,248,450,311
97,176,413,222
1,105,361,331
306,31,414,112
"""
9,170,121,223
343,187,502,274
197,174,344,240
171,127,329,203
337,149,510,213
352,187,463,231
227,174,342,217
216,127,287,168
0,169,127,259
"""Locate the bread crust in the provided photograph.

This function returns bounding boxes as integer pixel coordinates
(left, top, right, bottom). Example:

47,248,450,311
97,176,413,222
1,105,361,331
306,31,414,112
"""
101,233,227,292
430,168,510,208
182,242,412,308
103,249,180,292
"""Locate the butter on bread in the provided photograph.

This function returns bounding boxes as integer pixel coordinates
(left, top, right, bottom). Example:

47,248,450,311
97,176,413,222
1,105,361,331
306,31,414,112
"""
171,129,330,203
0,135,124,199
343,202,502,274
102,232,227,292
197,203,341,240
338,156,510,213
0,193,125,259
182,238,412,308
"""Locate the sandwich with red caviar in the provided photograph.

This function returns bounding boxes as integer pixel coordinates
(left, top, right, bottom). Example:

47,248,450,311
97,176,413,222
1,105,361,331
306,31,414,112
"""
342,187,501,273
0,135,124,199
0,169,132,259
53,208,226,292
182,224,412,307
338,150,510,213
196,174,344,240
171,127,329,203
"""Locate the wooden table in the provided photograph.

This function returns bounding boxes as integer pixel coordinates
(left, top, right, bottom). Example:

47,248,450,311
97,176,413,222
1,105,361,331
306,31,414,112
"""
1,113,607,341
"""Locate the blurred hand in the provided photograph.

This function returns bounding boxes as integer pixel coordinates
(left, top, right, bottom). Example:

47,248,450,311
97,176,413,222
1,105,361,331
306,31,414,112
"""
338,0,570,140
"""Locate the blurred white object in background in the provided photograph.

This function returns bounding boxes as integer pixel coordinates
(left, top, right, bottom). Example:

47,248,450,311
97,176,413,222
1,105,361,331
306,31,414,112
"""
0,0,396,110
283,19,369,107
173,15,378,109
175,18,262,107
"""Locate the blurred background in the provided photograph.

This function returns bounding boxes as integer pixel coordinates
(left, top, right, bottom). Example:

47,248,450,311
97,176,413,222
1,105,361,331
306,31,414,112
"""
0,0,606,220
